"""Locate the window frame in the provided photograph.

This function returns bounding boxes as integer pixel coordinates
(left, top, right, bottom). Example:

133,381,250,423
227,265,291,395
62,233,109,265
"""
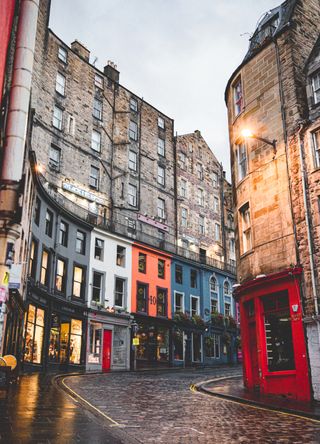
128,183,137,207
49,145,61,171
190,269,198,289
55,257,67,294
58,46,67,63
175,265,183,284
157,137,165,157
156,287,168,317
94,73,104,89
129,120,138,141
89,165,100,190
114,277,126,308
190,295,200,317
76,230,86,255
239,202,252,254
94,238,104,261
116,245,126,267
72,264,85,299
93,98,103,120
158,259,165,279
236,143,248,182
312,71,320,105
53,105,63,130
55,72,66,96
311,129,320,169
91,130,101,152
174,291,184,313
128,150,137,172
233,77,243,117
92,271,104,304
130,97,138,112
157,165,165,186
158,116,165,129
157,197,165,219
59,220,68,247
137,282,148,313
138,252,147,274
45,209,53,237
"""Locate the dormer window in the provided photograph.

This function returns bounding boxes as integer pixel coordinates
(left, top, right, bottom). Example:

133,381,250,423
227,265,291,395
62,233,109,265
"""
312,71,320,105
233,78,243,117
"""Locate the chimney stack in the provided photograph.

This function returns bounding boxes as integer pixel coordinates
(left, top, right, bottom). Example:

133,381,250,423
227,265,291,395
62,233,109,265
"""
104,60,120,83
71,40,90,62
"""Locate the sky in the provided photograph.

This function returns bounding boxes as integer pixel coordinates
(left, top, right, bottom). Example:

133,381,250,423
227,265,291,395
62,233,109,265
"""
50,0,282,180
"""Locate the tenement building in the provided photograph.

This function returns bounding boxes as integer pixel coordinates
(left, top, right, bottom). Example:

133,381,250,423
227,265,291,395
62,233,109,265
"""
226,0,320,401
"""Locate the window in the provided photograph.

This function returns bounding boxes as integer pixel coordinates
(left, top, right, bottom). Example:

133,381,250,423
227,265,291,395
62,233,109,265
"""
214,197,219,213
128,184,137,206
88,321,102,364
92,272,103,303
45,210,53,237
57,221,68,247
157,288,167,317
180,179,187,197
58,46,67,63
210,276,218,294
137,283,148,313
236,143,248,181
49,145,60,171
198,188,204,206
28,239,38,279
180,152,186,169
24,305,44,364
114,277,126,307
95,74,103,89
212,172,218,188
191,296,199,317
210,299,218,314
157,198,165,219
205,334,220,359
158,259,165,279
158,138,165,156
55,258,66,293
224,281,231,295
233,78,243,116
190,269,197,288
229,238,235,258
55,72,66,95
40,250,49,286
199,215,205,235
157,165,165,186
174,292,184,313
73,265,84,298
197,163,204,180
130,97,138,112
175,265,183,284
116,245,126,267
53,105,63,130
181,208,188,227
89,165,99,190
94,238,104,260
128,150,137,171
215,223,221,242
239,203,252,253
312,130,320,168
76,230,86,255
312,71,320,105
34,197,41,226
138,252,146,273
158,116,165,129
93,98,102,120
67,115,75,135
225,302,231,317
91,130,101,152
129,120,138,141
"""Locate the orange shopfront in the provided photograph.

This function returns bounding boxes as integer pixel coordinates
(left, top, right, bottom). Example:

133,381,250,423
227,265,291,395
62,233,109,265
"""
235,268,311,402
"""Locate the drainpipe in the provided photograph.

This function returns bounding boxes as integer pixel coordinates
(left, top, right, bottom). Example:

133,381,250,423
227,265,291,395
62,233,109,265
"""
297,124,318,316
0,0,40,353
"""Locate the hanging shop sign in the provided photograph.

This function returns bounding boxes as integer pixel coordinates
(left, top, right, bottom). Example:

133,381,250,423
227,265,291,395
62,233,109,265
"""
132,338,139,346
137,214,169,232
8,264,22,289
62,182,104,204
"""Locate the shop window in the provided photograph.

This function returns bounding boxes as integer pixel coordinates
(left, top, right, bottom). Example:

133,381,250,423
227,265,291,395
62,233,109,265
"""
94,238,104,260
173,329,184,361
138,252,146,273
114,277,126,308
239,203,252,254
48,313,60,362
70,319,83,364
158,259,165,279
116,245,126,267
263,292,295,372
28,239,38,279
158,137,165,157
157,288,167,317
76,230,86,255
236,143,248,182
40,249,50,287
73,265,85,298
93,98,102,120
192,332,202,362
233,77,243,117
175,264,183,284
191,296,200,317
130,97,138,112
113,326,127,367
92,271,103,303
34,197,41,226
311,129,320,168
53,105,63,130
88,322,102,364
211,298,218,314
45,209,53,237
205,334,220,358
59,221,68,247
174,292,184,313
55,258,66,293
24,304,45,364
156,326,169,362
50,317,83,365
137,283,148,313
129,120,138,141
190,269,197,288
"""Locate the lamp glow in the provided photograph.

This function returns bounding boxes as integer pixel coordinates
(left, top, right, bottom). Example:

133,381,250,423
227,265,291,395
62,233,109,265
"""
242,129,254,138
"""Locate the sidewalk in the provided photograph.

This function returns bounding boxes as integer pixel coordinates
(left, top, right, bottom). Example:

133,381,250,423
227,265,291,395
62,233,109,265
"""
197,376,320,421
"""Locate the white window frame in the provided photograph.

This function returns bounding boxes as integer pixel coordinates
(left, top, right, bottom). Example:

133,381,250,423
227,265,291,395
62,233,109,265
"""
223,279,231,296
312,71,320,105
157,137,165,156
128,150,137,171
53,105,63,130
174,291,184,313
94,237,104,261
157,197,165,219
129,121,138,141
58,47,67,63
190,295,200,317
157,165,165,186
236,143,248,182
93,98,102,120
239,203,252,254
92,271,104,304
128,184,137,207
89,165,99,189
158,116,165,129
91,130,101,152
210,298,218,314
114,276,127,308
55,72,66,95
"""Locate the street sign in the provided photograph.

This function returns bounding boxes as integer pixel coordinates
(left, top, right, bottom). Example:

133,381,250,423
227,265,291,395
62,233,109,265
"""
132,338,139,346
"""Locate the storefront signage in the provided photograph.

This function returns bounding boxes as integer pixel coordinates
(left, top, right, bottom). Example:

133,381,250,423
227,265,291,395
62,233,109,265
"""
62,182,104,204
8,264,22,289
291,313,302,321
133,338,139,346
137,214,169,232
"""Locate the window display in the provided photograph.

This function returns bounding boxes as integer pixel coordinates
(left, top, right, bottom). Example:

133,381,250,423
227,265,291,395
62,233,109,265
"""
88,322,102,363
24,304,44,364
48,313,60,362
112,326,127,367
48,314,83,365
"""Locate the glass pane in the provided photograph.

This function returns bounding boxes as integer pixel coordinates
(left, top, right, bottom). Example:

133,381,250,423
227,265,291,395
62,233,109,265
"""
69,334,82,364
60,322,70,364
28,304,36,323
71,319,82,335
36,308,45,327
24,322,34,362
173,329,183,360
88,322,102,363
48,327,60,362
156,327,169,362
33,325,44,364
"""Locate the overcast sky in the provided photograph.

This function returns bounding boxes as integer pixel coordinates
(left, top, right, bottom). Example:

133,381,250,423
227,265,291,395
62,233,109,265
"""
50,0,281,180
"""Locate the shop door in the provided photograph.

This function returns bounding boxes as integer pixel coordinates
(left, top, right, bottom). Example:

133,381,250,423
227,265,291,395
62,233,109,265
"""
103,330,112,371
248,322,260,387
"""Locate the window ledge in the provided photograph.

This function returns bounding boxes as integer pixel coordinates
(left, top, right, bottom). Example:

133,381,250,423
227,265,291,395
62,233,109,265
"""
239,249,254,259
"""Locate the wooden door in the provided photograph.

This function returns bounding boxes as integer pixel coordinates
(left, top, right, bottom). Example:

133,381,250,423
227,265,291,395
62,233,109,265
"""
103,330,112,371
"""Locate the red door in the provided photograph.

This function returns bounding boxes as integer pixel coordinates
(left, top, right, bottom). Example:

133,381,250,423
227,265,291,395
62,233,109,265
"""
103,330,112,371
248,322,260,387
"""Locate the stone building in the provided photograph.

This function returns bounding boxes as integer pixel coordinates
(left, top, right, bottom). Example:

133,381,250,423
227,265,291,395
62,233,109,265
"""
225,0,320,401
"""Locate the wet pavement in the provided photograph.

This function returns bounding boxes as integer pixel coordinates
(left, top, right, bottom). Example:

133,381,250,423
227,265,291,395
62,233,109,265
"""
1,366,320,443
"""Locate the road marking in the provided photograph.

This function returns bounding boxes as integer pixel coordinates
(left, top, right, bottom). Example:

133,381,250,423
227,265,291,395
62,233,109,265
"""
61,377,121,427
190,427,204,435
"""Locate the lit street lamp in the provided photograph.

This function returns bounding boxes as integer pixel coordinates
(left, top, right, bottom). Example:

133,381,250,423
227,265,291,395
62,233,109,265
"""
241,129,277,149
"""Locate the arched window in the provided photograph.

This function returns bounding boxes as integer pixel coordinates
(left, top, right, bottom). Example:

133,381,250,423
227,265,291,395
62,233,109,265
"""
210,276,217,293
224,280,230,295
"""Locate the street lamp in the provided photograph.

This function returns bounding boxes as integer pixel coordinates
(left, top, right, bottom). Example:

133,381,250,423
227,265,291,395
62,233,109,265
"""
241,129,277,150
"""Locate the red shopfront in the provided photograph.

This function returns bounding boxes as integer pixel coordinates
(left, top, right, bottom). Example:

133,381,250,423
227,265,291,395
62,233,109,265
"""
235,268,311,402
